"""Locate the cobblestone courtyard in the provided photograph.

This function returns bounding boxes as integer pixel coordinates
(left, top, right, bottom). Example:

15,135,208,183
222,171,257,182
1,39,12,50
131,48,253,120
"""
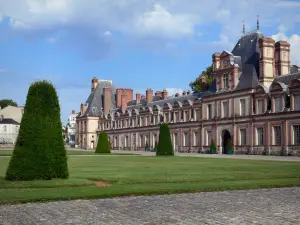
1,187,299,225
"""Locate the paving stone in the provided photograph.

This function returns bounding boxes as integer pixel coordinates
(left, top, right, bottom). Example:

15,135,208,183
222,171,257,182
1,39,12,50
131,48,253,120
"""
0,187,300,225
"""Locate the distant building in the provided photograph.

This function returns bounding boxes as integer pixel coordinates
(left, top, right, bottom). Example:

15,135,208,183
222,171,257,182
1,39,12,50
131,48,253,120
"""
66,110,78,144
0,106,23,146
76,26,300,156
0,115,20,144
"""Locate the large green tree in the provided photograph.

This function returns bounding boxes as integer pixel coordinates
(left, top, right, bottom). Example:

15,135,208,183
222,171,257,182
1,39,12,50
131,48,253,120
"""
189,65,214,93
156,123,174,156
95,132,111,154
0,99,18,109
5,81,68,181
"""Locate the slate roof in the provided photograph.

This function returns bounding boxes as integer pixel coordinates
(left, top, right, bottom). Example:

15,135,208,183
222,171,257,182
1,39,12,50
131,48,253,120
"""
80,80,117,117
274,72,300,85
0,118,19,125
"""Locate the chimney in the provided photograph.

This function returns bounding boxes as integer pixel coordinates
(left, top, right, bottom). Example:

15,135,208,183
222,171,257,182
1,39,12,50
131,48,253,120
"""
116,88,122,108
80,103,88,115
103,87,111,114
275,40,291,76
162,89,168,99
182,91,186,95
146,88,153,103
259,37,276,88
121,94,127,112
200,75,207,91
136,93,141,104
91,77,99,92
155,91,163,98
72,110,76,114
212,52,221,71
291,65,300,73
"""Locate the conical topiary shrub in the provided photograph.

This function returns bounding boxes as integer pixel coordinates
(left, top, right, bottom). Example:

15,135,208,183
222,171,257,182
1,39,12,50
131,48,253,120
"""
6,80,68,181
95,132,111,154
156,123,174,156
209,139,216,154
226,140,233,155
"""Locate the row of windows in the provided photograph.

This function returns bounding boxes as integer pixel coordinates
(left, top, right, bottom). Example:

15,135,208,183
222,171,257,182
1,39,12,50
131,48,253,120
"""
100,109,202,130
2,126,19,132
204,125,300,146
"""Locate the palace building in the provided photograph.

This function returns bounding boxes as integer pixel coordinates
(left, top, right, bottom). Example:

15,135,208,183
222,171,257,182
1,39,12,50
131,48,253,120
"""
76,27,300,156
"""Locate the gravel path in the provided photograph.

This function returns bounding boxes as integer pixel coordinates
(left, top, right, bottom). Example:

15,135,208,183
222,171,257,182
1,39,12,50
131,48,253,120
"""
1,187,299,225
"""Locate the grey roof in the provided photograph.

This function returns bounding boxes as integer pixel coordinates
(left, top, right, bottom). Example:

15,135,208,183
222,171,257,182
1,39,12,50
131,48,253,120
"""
0,118,19,125
274,72,300,85
81,81,116,117
110,92,204,116
231,30,263,90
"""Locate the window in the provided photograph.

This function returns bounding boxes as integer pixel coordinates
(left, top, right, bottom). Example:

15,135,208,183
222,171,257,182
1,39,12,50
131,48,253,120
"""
240,129,246,145
223,74,229,89
194,109,199,121
275,97,282,112
3,125,7,132
184,111,188,121
206,131,212,145
294,95,300,110
183,132,189,146
140,117,143,126
240,99,246,116
207,104,212,119
125,136,128,147
257,128,264,145
258,100,264,114
293,125,300,145
174,112,178,122
222,101,228,117
194,132,200,146
273,126,281,145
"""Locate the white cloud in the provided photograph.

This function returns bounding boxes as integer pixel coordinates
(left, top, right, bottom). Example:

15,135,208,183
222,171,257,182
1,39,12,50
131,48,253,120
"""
47,35,59,44
272,31,300,65
0,0,300,57
165,88,184,96
0,67,7,73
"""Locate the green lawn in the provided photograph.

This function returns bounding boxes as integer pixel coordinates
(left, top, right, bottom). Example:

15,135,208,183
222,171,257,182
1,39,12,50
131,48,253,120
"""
0,150,139,156
0,155,299,204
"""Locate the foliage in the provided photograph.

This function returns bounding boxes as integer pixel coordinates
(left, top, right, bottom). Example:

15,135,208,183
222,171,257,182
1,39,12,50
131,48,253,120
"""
0,99,18,109
226,140,233,155
209,139,216,154
95,132,111,154
5,80,69,181
156,123,174,156
155,141,158,149
189,65,214,93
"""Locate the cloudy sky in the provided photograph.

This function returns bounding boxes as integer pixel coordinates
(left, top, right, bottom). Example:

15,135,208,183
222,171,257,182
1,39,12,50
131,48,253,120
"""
0,0,299,123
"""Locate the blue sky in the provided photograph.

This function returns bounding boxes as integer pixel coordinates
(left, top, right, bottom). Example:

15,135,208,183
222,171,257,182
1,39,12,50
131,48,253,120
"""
0,0,299,123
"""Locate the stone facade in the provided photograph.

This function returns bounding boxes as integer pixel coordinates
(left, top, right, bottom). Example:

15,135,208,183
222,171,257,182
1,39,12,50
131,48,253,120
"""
76,28,300,156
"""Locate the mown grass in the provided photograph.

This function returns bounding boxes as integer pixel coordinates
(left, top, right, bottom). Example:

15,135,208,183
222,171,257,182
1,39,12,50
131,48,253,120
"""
0,150,139,156
0,155,299,204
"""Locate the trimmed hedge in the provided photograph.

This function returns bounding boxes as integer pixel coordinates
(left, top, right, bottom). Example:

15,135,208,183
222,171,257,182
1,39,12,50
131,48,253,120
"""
156,123,174,156
209,139,216,154
95,132,111,154
5,80,69,181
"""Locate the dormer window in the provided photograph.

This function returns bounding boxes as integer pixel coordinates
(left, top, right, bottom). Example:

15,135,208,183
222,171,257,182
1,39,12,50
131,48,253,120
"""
295,95,300,110
275,97,282,112
223,74,229,89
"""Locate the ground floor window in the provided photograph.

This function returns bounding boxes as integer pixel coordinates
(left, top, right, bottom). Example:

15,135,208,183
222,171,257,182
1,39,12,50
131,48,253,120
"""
206,131,211,145
293,125,300,145
183,132,189,146
257,128,264,145
273,126,281,145
193,132,200,146
240,129,246,145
